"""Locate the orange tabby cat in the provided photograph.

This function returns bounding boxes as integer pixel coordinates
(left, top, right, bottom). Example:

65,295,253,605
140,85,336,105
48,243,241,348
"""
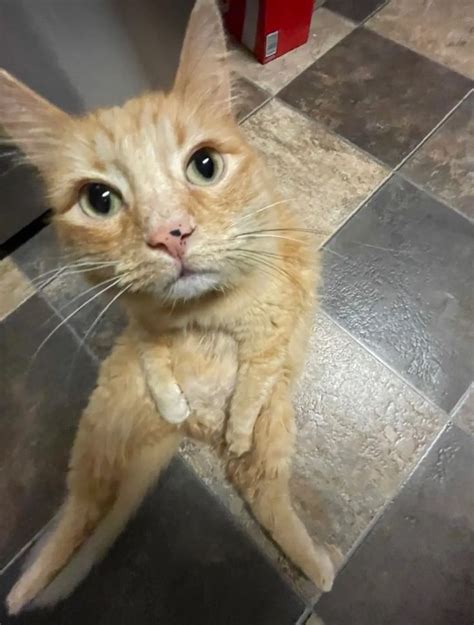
0,0,335,614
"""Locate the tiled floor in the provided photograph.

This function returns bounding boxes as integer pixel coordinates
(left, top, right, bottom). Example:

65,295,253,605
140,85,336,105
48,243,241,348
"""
0,2,473,624
314,423,474,625
368,0,474,80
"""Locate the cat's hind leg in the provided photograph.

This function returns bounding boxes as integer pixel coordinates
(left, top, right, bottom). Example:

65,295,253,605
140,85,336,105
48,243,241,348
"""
6,339,181,615
226,380,335,592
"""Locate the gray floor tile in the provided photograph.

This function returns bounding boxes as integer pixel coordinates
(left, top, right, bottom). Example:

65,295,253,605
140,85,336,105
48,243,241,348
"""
13,226,127,361
314,423,474,625
401,93,474,220
324,0,388,22
322,175,474,412
0,459,304,625
0,148,46,246
0,295,97,568
279,28,472,166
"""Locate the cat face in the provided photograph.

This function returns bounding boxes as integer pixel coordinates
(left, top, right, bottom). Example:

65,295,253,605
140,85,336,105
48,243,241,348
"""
47,89,271,302
0,0,278,303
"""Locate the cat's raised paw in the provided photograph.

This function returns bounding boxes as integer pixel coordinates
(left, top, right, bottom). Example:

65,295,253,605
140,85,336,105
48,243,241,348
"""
152,383,190,425
309,546,336,592
225,428,252,457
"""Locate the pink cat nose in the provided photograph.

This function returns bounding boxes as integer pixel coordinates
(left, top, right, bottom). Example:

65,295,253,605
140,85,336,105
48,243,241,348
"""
146,218,195,260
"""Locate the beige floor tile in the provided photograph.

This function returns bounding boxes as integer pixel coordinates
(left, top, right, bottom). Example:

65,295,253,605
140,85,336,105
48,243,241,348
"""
0,258,34,321
242,99,387,238
231,8,354,94
293,313,447,552
182,313,447,598
368,0,474,79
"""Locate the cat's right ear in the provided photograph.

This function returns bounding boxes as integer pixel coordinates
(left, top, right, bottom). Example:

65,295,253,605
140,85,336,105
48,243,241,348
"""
173,0,233,117
0,70,69,167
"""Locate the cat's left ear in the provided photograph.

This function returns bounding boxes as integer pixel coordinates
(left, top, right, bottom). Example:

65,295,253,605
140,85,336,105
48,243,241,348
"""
173,0,233,116
0,70,69,168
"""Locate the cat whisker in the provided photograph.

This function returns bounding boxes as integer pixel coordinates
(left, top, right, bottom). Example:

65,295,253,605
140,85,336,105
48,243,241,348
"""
233,247,293,262
39,274,128,331
0,150,20,159
237,227,328,237
231,199,295,228
67,282,132,379
30,277,123,366
227,255,281,288
31,259,117,283
235,233,310,245
0,162,23,177
230,249,303,289
32,261,119,291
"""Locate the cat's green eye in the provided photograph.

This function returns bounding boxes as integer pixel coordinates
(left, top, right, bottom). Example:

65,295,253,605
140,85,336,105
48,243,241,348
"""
186,147,224,186
79,183,123,218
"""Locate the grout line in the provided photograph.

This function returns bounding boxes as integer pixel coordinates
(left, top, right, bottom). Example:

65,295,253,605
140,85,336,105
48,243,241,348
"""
235,5,358,101
277,96,389,169
238,93,273,125
295,606,314,625
396,169,474,225
0,520,52,577
358,0,391,26
450,382,473,418
392,87,474,173
319,308,450,417
311,420,454,609
269,63,472,251
364,16,474,82
272,11,357,95
318,169,393,249
37,289,99,365
253,95,395,250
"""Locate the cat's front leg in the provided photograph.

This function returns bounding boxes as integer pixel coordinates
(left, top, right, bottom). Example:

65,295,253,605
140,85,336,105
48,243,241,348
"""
226,338,285,456
140,338,190,425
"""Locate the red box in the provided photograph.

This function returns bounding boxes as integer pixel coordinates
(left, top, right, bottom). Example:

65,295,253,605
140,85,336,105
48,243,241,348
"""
222,0,313,64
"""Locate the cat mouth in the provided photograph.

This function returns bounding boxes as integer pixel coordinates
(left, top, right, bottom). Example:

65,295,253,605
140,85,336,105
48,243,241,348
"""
165,266,220,300
178,266,196,278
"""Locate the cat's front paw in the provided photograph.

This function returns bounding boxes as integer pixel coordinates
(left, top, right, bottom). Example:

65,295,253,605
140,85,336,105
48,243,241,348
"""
152,383,190,424
6,575,36,615
225,424,253,457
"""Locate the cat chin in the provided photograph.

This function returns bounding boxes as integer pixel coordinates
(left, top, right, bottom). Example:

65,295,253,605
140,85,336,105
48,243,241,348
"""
165,272,221,301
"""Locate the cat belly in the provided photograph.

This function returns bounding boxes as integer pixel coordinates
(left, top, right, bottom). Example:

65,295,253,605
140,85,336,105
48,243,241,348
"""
170,330,238,437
